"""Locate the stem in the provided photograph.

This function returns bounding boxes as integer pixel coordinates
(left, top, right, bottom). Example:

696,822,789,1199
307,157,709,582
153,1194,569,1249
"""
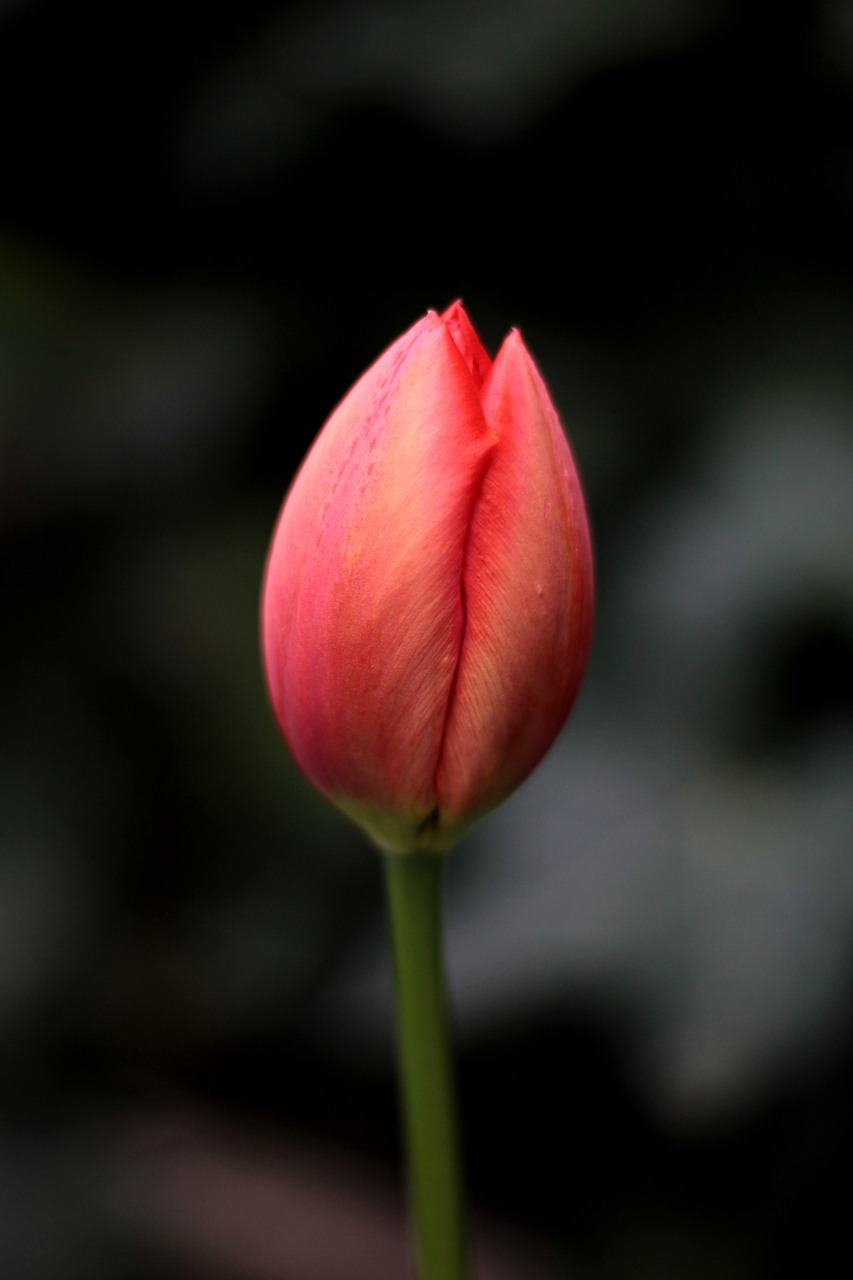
383,852,469,1280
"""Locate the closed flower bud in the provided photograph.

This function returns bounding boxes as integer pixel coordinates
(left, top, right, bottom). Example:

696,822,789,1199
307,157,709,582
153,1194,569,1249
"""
261,303,593,853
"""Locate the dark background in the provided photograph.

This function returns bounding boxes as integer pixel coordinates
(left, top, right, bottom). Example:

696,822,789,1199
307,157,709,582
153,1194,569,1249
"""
2,1,853,1276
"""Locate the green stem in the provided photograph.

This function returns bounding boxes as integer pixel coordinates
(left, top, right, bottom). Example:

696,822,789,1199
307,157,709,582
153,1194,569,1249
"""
383,852,469,1280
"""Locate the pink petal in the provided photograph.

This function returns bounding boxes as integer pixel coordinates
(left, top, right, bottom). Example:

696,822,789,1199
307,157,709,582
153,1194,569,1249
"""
440,301,492,390
262,312,496,842
435,330,593,828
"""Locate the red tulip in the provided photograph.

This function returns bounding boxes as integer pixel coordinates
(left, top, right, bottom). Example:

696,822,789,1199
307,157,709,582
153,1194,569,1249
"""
261,303,593,852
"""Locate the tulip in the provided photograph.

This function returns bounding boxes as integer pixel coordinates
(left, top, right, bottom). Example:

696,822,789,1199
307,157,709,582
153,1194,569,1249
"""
261,302,593,853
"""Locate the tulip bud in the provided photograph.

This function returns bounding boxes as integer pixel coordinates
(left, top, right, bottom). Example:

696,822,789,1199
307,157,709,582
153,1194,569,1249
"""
261,303,593,853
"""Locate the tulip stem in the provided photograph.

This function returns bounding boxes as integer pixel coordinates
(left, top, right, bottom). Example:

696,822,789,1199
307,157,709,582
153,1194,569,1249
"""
383,852,469,1280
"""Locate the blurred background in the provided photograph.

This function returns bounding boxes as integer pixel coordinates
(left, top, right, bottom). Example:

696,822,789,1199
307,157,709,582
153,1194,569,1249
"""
2,0,853,1276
